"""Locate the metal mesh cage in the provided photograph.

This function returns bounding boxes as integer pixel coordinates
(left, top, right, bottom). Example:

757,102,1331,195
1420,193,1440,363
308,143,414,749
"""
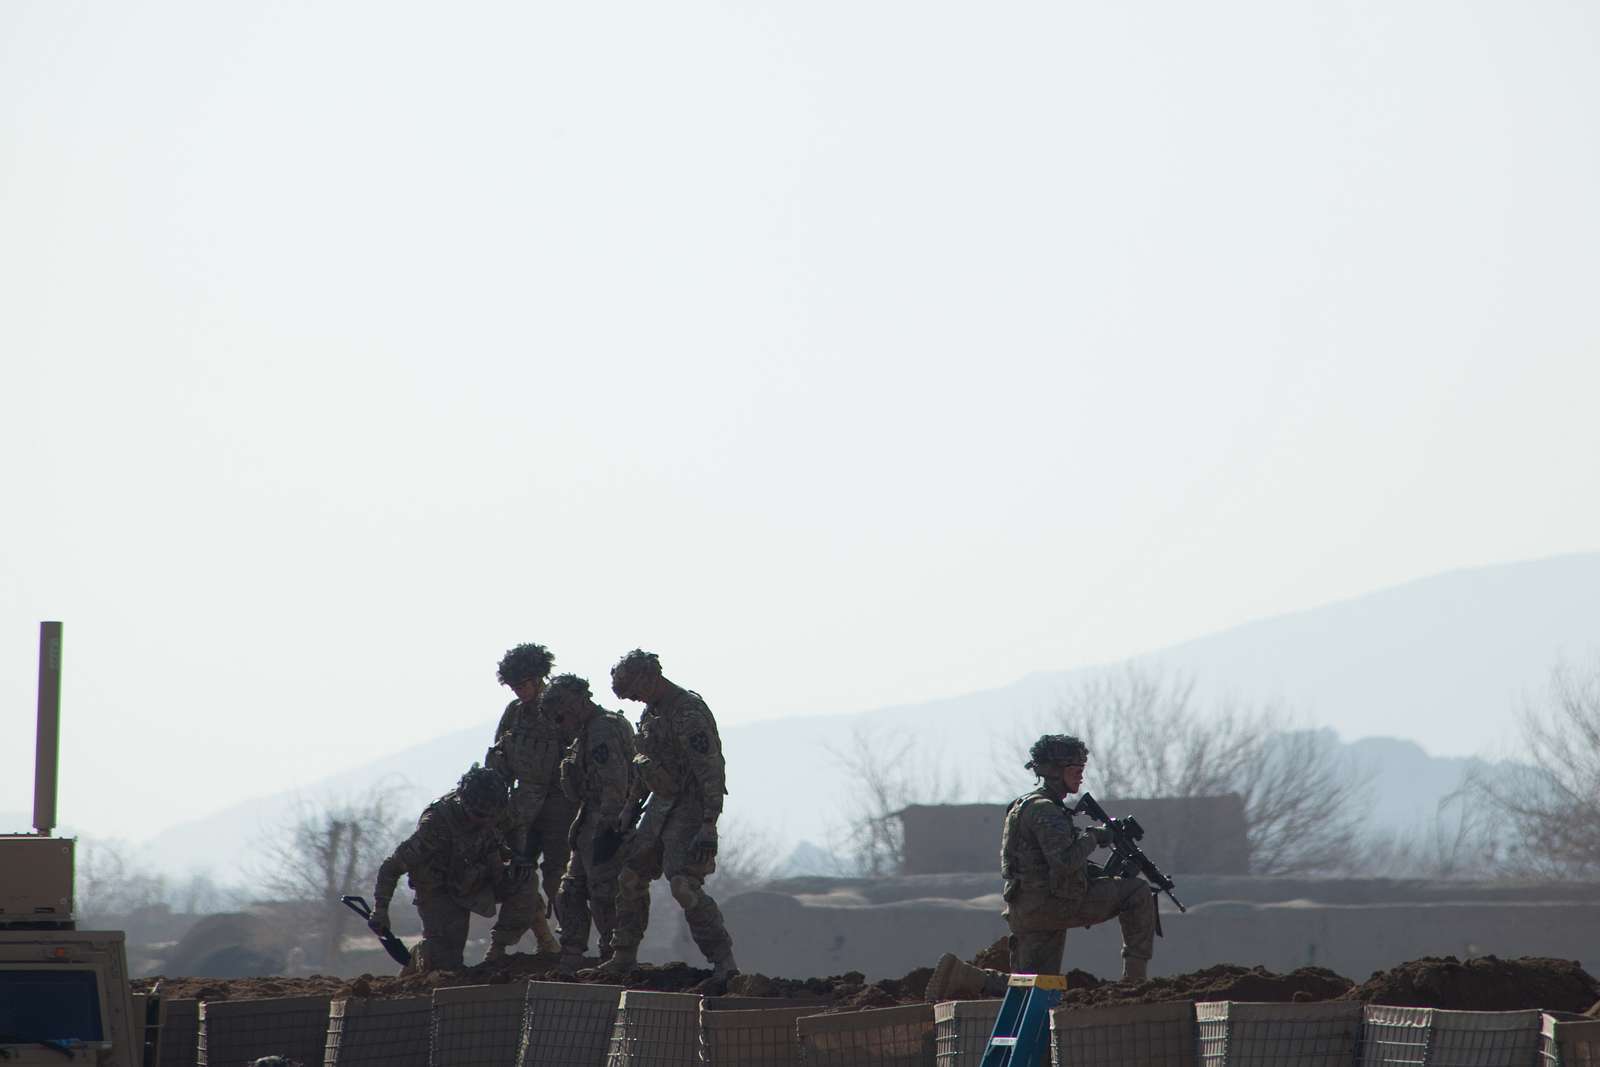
1050,999,1198,1067
324,996,431,1067
1425,1010,1541,1067
797,1004,936,1067
159,998,200,1067
197,995,332,1067
518,981,625,1067
1361,1006,1431,1067
603,989,702,1067
701,1005,817,1067
933,1000,1001,1067
1196,1000,1361,1067
1540,1013,1600,1067
430,982,530,1067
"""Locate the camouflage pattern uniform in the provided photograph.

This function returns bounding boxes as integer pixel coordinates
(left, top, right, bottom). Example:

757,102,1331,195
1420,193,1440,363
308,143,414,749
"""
372,785,526,972
1000,786,1156,974
611,687,733,965
486,697,575,952
556,705,637,958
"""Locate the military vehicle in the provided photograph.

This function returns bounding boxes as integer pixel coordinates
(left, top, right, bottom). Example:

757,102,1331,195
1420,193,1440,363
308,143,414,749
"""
1,622,146,1065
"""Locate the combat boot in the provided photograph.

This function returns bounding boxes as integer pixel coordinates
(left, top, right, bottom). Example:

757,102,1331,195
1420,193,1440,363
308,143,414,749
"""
557,949,585,976
1120,957,1149,982
582,945,637,978
481,941,508,965
924,952,992,1003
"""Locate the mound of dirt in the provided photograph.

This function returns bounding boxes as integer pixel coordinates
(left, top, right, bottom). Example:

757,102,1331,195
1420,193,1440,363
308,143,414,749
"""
1060,964,1353,1009
972,937,1010,971
1339,956,1600,1013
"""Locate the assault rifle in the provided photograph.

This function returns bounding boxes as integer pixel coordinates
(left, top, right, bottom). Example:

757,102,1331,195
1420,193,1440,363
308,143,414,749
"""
1074,792,1188,919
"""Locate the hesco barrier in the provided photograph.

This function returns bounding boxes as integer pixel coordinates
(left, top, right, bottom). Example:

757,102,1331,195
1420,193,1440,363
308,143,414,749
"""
797,1003,936,1067
1052,999,1199,1067
1360,1005,1542,1066
517,980,625,1067
197,994,331,1067
324,995,431,1067
430,982,529,1067
933,1000,1002,1067
700,1005,816,1067
604,989,702,1067
131,992,150,1065
159,998,199,1067
1541,1013,1600,1066
1196,1001,1361,1067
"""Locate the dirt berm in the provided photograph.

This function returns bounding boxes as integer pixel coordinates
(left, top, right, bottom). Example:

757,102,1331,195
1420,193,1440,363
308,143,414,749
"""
132,947,1600,1016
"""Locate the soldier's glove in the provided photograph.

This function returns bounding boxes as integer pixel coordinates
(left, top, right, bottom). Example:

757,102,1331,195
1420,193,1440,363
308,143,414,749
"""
368,905,391,934
690,823,718,866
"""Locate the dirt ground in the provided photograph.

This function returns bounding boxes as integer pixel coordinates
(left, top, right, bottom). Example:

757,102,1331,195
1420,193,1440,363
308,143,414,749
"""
132,946,1600,1017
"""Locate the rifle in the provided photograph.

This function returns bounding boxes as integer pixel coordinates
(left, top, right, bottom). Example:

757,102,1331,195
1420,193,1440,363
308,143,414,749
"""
340,895,412,967
593,792,648,866
1074,792,1188,921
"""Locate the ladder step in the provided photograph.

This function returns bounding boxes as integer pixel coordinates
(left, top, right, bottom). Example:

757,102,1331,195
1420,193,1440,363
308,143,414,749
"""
990,1037,1017,1047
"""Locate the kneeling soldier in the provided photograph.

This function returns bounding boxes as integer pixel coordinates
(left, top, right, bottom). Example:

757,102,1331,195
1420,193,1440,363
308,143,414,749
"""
368,764,544,973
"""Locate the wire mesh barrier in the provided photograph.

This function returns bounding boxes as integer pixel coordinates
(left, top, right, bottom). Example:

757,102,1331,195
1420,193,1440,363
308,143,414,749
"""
602,989,702,1067
1361,1006,1542,1067
324,995,431,1067
159,998,200,1067
797,1004,937,1067
1540,1013,1600,1067
430,982,531,1067
197,995,332,1067
517,980,625,1067
700,1005,816,1067
1050,999,1199,1067
933,1000,1002,1067
1196,1001,1361,1067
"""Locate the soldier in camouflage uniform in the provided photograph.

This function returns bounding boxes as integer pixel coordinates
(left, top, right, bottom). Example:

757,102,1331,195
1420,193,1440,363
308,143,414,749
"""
1001,733,1156,978
589,650,738,982
483,642,571,958
539,673,638,973
924,733,1157,1000
368,764,538,973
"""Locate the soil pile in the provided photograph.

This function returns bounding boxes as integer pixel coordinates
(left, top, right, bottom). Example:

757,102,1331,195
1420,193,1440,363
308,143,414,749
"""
1061,965,1353,1009
1340,956,1600,1013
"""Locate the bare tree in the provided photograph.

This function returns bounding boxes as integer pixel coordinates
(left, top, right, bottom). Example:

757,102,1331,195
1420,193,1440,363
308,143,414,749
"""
1344,788,1500,879
251,785,410,971
1465,657,1600,878
826,726,962,876
705,817,780,898
76,838,172,922
1006,666,1372,875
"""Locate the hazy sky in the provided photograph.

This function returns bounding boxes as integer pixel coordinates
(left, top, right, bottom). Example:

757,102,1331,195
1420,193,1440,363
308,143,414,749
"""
3,1,1598,840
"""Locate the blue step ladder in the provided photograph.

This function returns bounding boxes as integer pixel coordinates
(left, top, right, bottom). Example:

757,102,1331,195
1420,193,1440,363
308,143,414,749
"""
979,972,1066,1067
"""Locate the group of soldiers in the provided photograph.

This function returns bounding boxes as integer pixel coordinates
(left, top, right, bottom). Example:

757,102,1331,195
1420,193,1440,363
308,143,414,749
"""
364,641,1158,989
366,644,738,986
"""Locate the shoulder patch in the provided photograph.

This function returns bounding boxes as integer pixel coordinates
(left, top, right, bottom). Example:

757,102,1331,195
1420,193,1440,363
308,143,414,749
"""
689,731,711,755
591,741,609,765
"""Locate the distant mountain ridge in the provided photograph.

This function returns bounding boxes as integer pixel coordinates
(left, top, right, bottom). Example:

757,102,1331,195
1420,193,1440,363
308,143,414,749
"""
138,553,1600,881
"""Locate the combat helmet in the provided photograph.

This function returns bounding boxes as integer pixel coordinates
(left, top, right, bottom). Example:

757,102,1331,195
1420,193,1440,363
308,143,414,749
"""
1025,733,1089,774
497,643,554,687
540,673,593,721
456,763,509,818
610,649,662,695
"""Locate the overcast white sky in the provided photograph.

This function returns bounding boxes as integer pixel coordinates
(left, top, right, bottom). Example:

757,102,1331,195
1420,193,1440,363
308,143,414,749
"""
3,1,1598,841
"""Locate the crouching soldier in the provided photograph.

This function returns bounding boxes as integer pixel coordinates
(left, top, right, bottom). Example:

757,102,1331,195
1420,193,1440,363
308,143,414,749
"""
539,674,637,974
925,734,1156,1000
367,764,548,973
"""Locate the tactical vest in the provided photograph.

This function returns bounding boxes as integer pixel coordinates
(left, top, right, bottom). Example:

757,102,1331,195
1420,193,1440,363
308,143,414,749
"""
575,710,636,802
409,794,504,908
1000,788,1058,892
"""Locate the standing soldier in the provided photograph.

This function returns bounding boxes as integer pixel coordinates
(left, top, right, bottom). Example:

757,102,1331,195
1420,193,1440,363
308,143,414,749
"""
590,649,738,985
539,674,638,974
484,642,572,959
367,764,539,973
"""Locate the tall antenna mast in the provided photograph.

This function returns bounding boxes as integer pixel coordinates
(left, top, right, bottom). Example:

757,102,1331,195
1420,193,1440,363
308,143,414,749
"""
34,621,62,837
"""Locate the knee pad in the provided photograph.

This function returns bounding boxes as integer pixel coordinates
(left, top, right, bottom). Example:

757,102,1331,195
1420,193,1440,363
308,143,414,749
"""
669,874,702,910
